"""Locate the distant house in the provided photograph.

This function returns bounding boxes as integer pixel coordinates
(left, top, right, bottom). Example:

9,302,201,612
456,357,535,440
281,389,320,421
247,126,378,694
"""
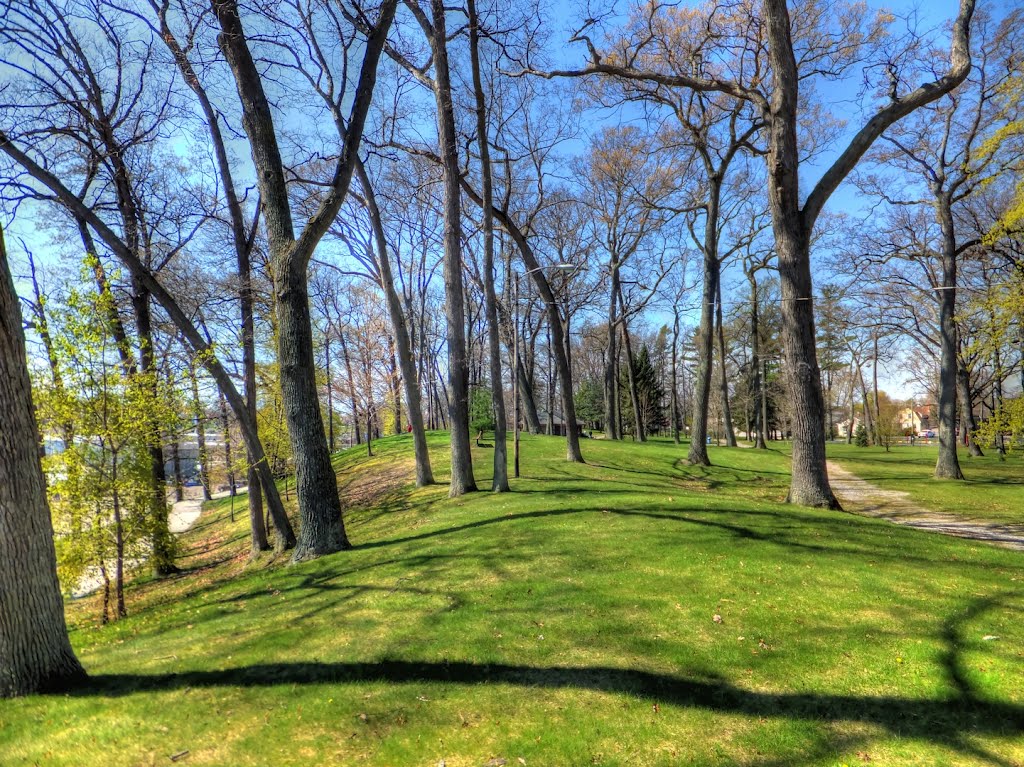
537,410,585,437
836,417,862,439
898,405,935,435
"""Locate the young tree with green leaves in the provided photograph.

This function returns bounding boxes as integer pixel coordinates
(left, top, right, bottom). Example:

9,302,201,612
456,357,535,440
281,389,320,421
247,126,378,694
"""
36,271,182,622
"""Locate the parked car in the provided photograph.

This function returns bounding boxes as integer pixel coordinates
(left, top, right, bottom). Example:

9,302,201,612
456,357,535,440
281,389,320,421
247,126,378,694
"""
922,429,936,438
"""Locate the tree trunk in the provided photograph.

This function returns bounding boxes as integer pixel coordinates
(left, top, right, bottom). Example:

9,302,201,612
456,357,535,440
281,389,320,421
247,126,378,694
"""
604,266,621,439
764,0,838,507
429,0,477,496
469,0,508,490
762,360,771,443
0,224,86,697
325,335,335,451
671,308,681,444
189,367,212,501
109,458,126,620
355,158,434,485
339,331,362,446
388,337,402,435
846,374,855,445
857,364,875,443
170,438,184,502
547,321,556,435
516,353,542,434
956,364,984,457
219,393,236,493
871,331,881,447
275,260,351,558
155,7,268,547
934,194,965,479
619,314,646,442
749,272,767,449
131,279,178,575
687,183,721,465
98,547,110,626
366,405,373,457
715,279,737,446
212,0,397,558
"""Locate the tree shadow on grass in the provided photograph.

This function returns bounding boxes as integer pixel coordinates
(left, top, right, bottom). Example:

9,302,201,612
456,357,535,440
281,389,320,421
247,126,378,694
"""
346,505,1013,572
61,594,1022,765
65,620,1023,766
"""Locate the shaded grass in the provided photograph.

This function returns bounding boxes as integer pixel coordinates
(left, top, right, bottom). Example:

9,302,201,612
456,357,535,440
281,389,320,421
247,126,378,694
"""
827,442,1024,527
1,434,1022,767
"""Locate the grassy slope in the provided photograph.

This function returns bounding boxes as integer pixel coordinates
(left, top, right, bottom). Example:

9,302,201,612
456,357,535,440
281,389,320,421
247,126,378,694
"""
2,434,1022,767
826,442,1024,526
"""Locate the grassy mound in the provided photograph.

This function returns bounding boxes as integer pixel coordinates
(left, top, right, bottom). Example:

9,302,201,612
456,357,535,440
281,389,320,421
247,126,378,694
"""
2,434,1021,766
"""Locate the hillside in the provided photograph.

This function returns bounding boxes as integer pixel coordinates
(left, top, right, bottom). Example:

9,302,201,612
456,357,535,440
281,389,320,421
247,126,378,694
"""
2,434,1022,766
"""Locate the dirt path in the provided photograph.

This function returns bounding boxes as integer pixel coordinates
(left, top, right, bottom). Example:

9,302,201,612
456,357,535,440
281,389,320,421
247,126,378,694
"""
826,461,1024,551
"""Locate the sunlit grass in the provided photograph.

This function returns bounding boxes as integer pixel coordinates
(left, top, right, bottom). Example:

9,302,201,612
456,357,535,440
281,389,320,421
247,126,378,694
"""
2,434,1021,766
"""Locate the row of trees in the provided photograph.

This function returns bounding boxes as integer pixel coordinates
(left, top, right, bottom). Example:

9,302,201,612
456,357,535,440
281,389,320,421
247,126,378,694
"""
5,0,1023,697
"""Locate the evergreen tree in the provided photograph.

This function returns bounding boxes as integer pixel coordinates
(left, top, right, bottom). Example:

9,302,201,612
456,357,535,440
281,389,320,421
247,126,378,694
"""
633,345,667,436
469,386,495,446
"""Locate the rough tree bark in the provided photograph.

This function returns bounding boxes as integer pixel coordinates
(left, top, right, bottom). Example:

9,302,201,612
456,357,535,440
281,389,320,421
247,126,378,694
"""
934,194,966,478
671,307,682,444
956,365,983,457
0,222,87,698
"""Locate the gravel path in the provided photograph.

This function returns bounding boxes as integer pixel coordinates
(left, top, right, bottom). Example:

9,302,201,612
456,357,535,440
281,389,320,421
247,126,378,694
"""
826,461,1024,551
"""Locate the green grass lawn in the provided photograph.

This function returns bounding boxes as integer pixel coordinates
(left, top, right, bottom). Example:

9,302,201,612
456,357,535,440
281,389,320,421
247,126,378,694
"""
2,434,1022,766
826,441,1024,527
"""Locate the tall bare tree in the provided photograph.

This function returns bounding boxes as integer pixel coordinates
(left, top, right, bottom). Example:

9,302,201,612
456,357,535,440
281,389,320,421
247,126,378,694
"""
211,0,398,553
856,8,1023,478
527,0,976,506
